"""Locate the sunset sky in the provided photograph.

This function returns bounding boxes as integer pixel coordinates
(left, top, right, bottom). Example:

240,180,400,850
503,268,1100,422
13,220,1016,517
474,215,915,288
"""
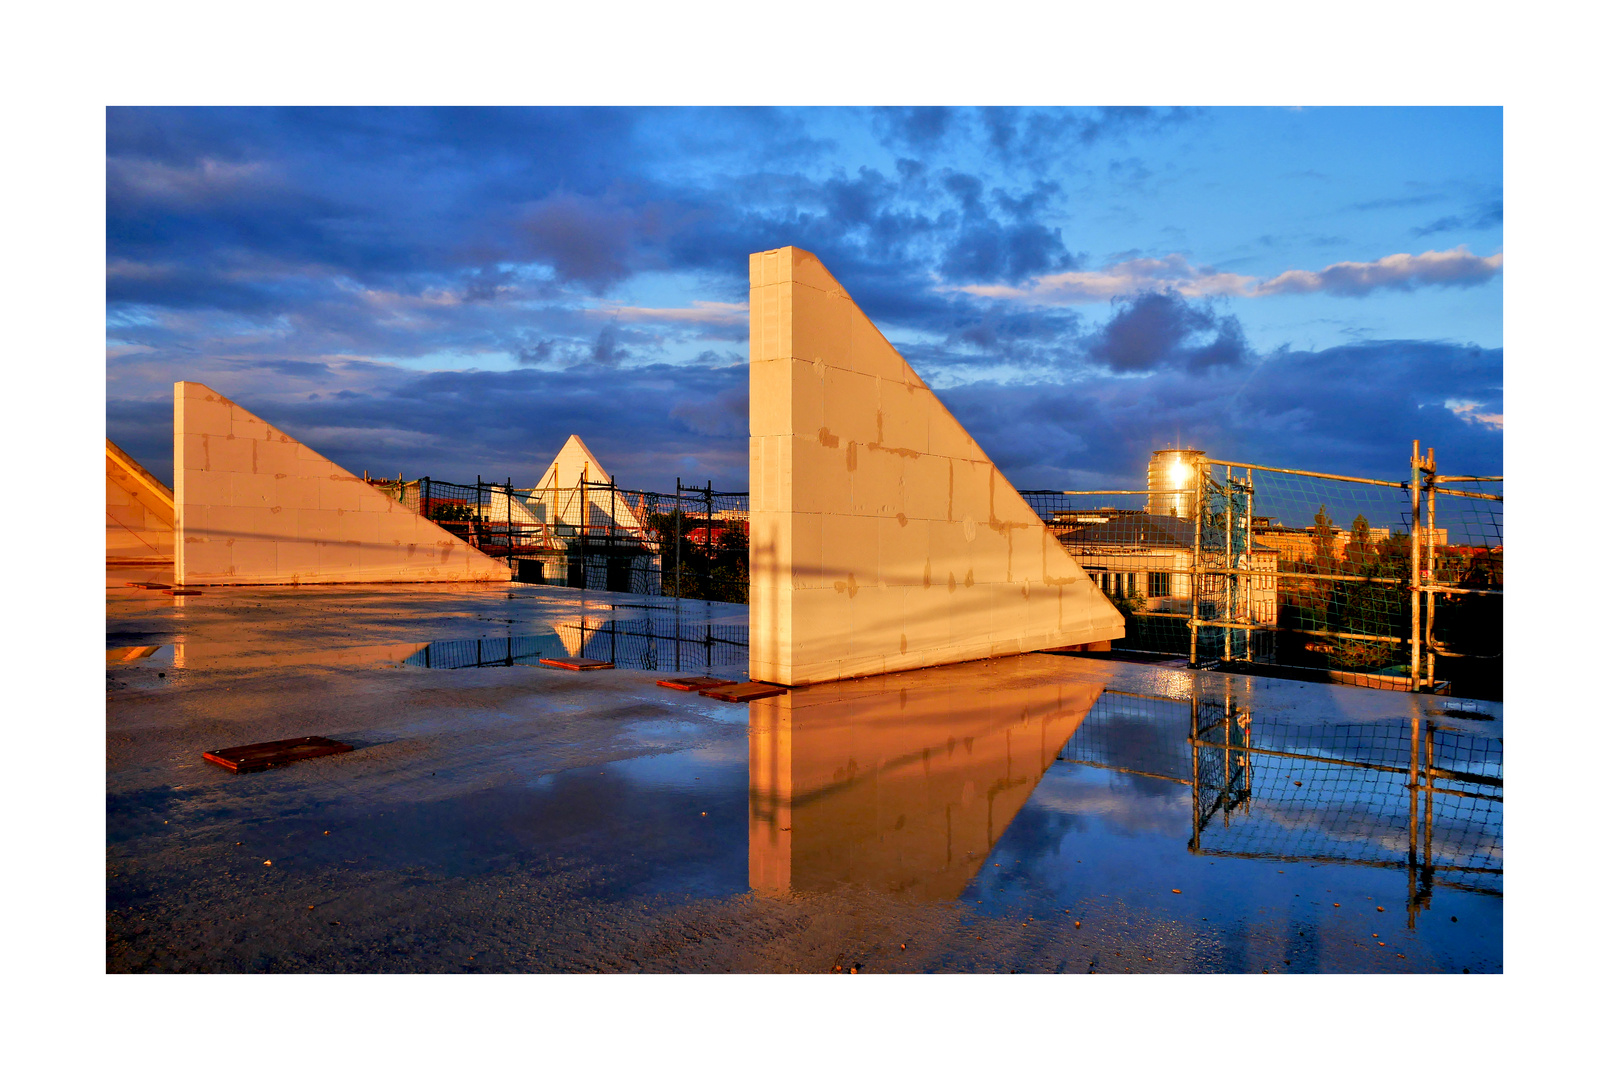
106,106,1502,492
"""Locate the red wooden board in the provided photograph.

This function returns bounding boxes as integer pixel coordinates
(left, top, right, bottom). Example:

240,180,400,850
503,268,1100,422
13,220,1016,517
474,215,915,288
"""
699,681,787,702
538,657,615,671
166,589,204,596
203,736,354,774
657,676,738,692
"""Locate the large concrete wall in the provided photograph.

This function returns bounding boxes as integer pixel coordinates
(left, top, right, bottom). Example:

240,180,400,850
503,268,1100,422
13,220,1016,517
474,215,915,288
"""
106,439,174,563
748,246,1124,685
749,657,1105,899
174,381,512,585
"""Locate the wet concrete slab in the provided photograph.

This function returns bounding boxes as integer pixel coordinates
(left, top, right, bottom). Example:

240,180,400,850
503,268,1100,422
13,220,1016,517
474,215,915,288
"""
106,581,1500,973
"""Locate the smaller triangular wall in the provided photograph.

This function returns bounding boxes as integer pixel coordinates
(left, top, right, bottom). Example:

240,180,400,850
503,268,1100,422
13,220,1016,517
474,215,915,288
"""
106,439,175,563
174,382,512,585
529,434,647,533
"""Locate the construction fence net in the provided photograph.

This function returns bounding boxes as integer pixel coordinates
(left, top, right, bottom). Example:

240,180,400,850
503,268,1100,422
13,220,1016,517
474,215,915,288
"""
372,476,750,604
373,445,1498,698
1025,452,1502,699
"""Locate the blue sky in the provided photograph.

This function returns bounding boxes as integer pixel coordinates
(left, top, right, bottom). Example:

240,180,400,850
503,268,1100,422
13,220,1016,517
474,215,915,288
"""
105,106,1502,492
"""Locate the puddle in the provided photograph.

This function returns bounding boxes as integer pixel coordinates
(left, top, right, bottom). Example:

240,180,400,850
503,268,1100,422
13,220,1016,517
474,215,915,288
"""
106,644,176,666
188,664,1498,971
400,614,748,679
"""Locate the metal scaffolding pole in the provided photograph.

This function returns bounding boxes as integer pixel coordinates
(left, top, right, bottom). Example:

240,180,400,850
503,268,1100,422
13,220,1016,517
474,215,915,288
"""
1409,441,1422,692
1190,458,1203,667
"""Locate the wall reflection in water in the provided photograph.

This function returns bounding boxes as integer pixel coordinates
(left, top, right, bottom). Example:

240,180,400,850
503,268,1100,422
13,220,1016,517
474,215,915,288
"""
748,663,1502,922
748,663,1105,901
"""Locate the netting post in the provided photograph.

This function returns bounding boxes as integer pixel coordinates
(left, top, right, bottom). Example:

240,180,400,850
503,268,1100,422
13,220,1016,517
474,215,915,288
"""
1244,470,1255,661
1189,694,1201,851
579,463,588,593
506,476,514,573
705,481,714,597
1425,449,1436,690
1190,459,1203,666
1410,441,1422,692
674,478,683,670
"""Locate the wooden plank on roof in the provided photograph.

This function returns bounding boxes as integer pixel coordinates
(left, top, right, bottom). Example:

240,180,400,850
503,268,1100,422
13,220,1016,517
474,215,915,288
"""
657,676,738,692
538,657,614,671
699,681,787,702
203,736,353,773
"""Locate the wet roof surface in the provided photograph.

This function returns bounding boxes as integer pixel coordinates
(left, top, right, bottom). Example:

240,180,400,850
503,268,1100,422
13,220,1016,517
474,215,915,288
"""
107,581,1500,973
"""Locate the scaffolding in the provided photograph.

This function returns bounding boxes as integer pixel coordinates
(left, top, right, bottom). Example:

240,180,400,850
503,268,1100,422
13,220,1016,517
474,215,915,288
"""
1024,441,1503,697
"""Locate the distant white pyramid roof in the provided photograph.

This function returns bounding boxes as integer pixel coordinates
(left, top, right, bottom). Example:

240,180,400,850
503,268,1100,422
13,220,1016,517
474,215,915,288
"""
530,435,646,534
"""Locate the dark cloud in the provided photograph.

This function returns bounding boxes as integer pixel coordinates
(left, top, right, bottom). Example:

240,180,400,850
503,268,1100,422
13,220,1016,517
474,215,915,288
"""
1410,199,1504,238
590,323,629,365
462,266,516,302
670,385,747,438
104,107,1499,501
943,340,1502,491
940,219,1074,284
517,193,643,289
870,107,956,150
1348,192,1446,212
1083,292,1250,372
976,106,1197,166
109,361,751,494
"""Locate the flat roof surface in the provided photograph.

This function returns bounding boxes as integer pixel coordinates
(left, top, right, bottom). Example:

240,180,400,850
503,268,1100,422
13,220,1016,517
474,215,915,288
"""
107,581,1501,973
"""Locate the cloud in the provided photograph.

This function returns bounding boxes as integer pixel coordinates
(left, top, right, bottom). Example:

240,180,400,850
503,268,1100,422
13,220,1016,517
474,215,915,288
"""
957,254,1256,303
941,339,1503,492
1254,247,1503,297
590,323,628,365
870,107,956,151
1410,200,1504,238
516,192,643,290
603,300,746,327
1445,399,1503,430
670,385,747,438
956,247,1502,304
103,108,1501,499
1083,292,1251,373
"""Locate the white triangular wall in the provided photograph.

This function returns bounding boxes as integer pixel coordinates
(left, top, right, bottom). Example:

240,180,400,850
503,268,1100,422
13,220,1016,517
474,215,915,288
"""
106,439,175,563
174,382,513,584
529,434,648,533
748,247,1124,685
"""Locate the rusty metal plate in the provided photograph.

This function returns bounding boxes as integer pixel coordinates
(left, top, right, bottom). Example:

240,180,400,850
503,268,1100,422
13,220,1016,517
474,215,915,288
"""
699,681,787,702
538,657,615,671
657,676,737,692
202,736,354,773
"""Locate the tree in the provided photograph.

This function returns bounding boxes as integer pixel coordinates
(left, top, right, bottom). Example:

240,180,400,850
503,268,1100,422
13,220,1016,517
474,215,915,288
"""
1347,513,1373,565
1310,505,1336,569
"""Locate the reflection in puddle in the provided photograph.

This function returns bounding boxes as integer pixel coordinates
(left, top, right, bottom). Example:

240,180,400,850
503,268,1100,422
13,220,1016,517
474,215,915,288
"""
404,635,559,669
748,666,1104,902
743,667,1500,941
402,611,748,679
107,644,175,665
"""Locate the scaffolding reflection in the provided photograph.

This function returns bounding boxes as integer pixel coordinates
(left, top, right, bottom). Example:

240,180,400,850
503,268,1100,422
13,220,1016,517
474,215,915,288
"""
1058,688,1502,922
